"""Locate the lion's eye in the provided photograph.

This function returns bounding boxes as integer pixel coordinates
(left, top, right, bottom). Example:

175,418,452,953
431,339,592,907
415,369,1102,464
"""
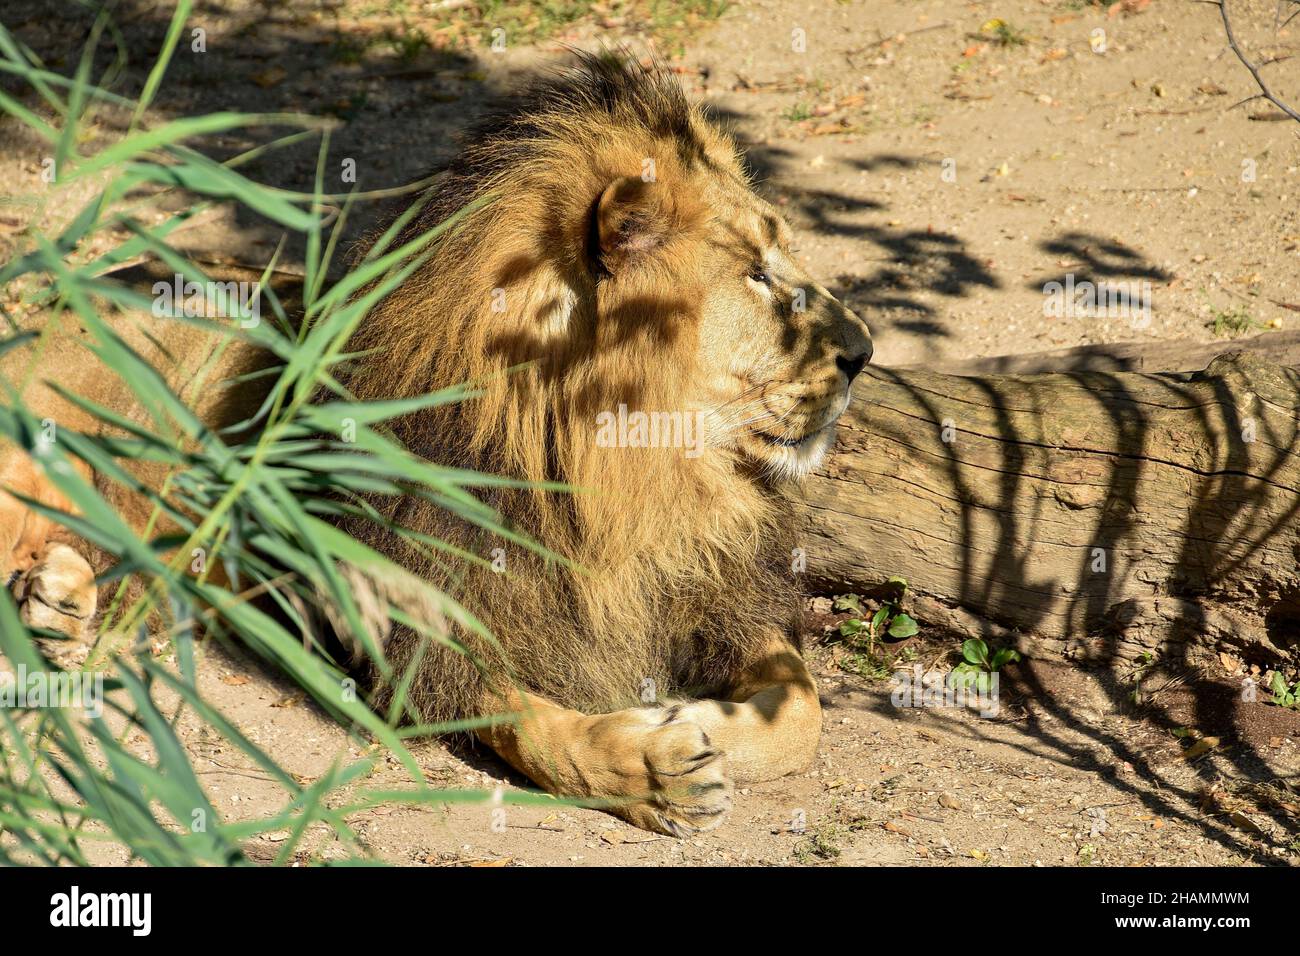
748,267,771,285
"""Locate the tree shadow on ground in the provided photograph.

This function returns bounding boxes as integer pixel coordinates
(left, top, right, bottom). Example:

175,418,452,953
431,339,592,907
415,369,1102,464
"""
3,0,490,264
706,105,1000,340
1032,231,1173,288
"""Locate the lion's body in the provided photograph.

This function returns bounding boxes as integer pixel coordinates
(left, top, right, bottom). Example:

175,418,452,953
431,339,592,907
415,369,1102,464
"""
0,265,274,641
2,56,872,834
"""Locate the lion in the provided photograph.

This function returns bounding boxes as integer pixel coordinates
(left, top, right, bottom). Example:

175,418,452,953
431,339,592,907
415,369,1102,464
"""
0,54,871,837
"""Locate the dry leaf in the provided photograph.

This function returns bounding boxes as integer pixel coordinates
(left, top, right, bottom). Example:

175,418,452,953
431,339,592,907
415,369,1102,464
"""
1183,736,1220,761
1228,811,1264,835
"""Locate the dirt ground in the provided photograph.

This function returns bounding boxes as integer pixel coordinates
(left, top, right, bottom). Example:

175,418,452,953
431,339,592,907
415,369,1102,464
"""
5,0,1300,866
140,619,1295,868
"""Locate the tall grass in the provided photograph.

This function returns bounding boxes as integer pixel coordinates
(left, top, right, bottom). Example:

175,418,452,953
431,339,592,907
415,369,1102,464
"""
0,5,533,865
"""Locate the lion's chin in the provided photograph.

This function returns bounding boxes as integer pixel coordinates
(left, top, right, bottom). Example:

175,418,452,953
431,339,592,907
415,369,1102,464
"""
752,422,837,483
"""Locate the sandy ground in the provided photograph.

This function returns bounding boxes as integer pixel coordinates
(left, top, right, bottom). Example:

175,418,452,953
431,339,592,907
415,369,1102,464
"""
4,0,1300,866
140,624,1297,868
683,0,1300,365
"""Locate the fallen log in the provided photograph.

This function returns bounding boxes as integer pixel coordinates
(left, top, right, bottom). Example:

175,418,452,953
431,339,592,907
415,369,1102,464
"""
799,352,1300,667
916,330,1300,376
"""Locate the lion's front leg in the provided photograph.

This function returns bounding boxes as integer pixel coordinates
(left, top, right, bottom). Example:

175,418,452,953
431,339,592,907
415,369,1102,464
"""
672,634,823,786
475,635,819,835
476,689,733,837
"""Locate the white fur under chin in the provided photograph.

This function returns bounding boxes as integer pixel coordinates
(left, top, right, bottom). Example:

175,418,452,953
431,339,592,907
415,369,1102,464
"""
763,423,837,483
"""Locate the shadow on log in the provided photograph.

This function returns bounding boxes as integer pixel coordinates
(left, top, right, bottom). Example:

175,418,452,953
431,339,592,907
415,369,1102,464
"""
800,352,1300,667
916,330,1300,376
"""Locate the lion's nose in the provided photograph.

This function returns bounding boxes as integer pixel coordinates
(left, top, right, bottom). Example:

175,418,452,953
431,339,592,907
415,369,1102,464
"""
836,348,871,383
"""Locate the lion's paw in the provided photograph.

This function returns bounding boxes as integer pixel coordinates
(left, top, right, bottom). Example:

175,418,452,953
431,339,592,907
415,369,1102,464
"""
588,704,733,837
13,544,96,650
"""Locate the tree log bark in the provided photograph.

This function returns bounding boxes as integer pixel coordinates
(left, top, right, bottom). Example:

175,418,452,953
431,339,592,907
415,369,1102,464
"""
799,352,1300,667
916,330,1300,376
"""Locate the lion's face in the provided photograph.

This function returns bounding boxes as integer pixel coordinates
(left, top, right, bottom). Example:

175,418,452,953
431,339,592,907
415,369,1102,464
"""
691,192,872,482
593,149,872,483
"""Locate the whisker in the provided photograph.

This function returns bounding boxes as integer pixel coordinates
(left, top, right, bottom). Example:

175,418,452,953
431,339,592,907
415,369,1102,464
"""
712,379,769,413
707,396,799,439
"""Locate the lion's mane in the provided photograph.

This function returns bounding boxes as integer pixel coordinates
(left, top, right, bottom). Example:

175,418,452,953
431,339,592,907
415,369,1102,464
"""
340,55,801,722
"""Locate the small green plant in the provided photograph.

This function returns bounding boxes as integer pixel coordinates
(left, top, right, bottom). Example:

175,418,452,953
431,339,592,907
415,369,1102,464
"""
1123,650,1159,704
1202,289,1264,337
947,638,1021,693
653,0,732,26
641,1,735,55
1267,672,1300,709
910,104,937,126
836,577,918,640
1208,303,1263,337
783,102,812,122
385,25,433,62
793,819,844,863
980,18,1028,47
833,578,919,680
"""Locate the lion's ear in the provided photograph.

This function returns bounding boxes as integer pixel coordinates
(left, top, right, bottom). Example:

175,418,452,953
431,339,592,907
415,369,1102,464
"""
595,176,674,271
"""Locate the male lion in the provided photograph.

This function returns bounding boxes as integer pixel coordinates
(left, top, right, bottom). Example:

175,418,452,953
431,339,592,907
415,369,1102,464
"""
1,55,871,836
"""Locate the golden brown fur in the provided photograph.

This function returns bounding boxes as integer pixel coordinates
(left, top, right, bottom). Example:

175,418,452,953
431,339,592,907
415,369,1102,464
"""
339,55,866,726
